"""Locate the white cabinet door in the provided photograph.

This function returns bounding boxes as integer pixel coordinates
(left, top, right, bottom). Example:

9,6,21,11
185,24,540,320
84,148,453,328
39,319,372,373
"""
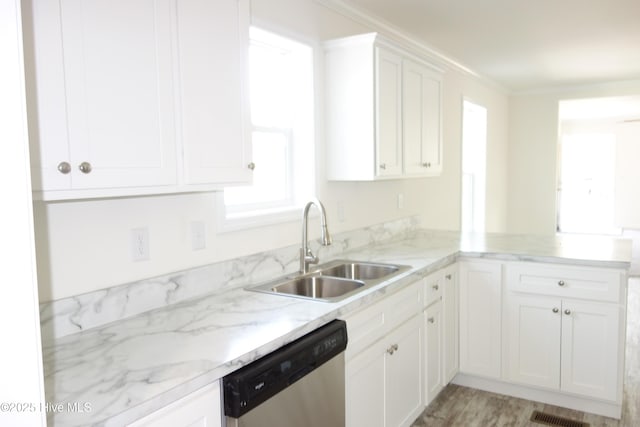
375,47,403,178
127,382,222,427
346,314,423,427
26,0,251,199
560,300,621,401
30,0,178,193
459,261,502,379
442,267,459,384
424,300,443,405
177,0,252,186
504,294,561,390
346,331,386,427
402,59,442,176
386,315,423,427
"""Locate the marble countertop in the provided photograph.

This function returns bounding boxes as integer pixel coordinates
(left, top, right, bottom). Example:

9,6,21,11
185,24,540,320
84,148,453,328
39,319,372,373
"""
43,231,631,426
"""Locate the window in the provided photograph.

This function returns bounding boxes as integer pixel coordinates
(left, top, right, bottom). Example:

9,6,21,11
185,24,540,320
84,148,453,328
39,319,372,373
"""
222,27,314,226
461,99,487,233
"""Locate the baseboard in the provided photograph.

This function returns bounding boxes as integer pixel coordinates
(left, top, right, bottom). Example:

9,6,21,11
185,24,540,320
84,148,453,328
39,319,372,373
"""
452,373,622,419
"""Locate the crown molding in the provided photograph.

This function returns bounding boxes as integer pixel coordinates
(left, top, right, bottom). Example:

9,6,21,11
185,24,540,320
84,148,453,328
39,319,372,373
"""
314,0,509,94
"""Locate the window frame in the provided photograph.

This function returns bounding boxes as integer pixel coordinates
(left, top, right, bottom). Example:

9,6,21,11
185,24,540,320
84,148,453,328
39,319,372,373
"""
218,26,316,232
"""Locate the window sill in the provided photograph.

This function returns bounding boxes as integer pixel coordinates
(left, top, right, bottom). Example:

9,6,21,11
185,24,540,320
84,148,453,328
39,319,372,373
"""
216,195,303,233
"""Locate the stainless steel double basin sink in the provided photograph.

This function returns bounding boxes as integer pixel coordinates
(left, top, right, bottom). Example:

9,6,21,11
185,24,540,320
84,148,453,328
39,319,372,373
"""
248,260,411,302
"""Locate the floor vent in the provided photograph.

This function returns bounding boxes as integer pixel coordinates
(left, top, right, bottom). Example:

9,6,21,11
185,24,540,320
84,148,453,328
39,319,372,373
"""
530,410,589,427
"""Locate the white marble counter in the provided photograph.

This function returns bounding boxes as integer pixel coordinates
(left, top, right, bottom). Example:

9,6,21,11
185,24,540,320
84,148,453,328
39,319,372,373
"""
42,231,631,426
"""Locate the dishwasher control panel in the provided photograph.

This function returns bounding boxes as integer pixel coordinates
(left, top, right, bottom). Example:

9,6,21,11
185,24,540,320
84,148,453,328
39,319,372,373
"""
223,320,347,418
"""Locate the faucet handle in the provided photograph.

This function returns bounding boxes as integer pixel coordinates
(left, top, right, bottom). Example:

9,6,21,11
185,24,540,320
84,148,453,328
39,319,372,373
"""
305,248,319,265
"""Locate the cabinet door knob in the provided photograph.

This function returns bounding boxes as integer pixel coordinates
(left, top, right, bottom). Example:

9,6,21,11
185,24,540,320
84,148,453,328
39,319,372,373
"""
78,162,92,174
379,163,386,170
564,309,571,315
387,346,395,355
445,274,452,280
247,162,255,170
57,161,71,174
558,280,565,287
552,307,559,313
432,285,439,291
427,317,435,324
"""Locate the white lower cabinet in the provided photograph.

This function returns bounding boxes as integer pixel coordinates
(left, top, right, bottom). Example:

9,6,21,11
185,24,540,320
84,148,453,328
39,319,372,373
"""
127,382,222,427
458,260,502,379
424,300,443,403
457,260,627,418
423,265,458,406
442,268,459,384
505,293,622,401
344,282,424,427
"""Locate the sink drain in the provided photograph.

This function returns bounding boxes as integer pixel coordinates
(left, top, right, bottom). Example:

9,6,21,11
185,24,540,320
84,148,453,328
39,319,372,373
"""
530,410,589,427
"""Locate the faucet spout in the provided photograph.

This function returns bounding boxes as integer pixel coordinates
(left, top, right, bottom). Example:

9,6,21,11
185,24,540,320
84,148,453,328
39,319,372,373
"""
300,198,332,274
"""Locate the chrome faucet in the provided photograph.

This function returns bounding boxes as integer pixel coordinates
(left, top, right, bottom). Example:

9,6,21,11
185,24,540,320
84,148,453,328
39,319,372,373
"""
300,198,332,274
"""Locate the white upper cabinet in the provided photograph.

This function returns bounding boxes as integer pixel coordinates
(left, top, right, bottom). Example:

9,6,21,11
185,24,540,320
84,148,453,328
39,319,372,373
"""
325,33,443,181
375,47,403,177
402,59,442,176
177,0,252,186
24,0,251,200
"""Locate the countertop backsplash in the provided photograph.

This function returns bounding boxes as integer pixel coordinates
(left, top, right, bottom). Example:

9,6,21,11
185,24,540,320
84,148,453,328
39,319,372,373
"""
39,216,422,342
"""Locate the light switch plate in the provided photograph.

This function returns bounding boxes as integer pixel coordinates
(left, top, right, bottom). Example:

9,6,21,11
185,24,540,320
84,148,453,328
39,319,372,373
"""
190,221,206,251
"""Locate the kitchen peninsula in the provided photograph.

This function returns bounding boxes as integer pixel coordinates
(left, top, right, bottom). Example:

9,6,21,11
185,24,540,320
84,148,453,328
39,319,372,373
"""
42,224,631,426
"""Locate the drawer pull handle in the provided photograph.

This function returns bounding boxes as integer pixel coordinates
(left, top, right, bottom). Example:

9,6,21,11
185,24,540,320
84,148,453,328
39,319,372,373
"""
445,274,452,280
558,280,565,287
552,307,559,313
564,309,571,315
427,317,435,324
386,344,399,355
432,285,439,291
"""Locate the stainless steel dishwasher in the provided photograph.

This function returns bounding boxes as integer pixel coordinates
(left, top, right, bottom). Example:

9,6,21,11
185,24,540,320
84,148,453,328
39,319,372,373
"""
223,320,347,427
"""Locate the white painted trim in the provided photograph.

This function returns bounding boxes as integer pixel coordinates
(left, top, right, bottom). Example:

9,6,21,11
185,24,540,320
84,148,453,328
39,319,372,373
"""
452,373,622,419
0,0,46,425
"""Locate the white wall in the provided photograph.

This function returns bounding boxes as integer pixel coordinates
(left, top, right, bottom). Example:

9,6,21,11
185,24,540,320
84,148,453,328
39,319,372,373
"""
1,0,46,423
33,0,510,302
507,80,640,235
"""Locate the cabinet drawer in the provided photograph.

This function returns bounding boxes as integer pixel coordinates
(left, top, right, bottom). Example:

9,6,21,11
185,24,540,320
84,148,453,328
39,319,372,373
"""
343,280,422,358
505,262,624,303
424,272,443,307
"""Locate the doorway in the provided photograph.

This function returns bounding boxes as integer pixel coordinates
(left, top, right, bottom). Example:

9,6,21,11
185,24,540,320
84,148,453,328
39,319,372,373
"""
556,96,640,235
461,99,487,233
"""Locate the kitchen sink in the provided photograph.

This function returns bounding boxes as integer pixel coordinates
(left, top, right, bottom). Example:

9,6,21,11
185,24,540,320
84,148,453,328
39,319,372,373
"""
265,276,365,299
248,260,410,302
317,261,400,281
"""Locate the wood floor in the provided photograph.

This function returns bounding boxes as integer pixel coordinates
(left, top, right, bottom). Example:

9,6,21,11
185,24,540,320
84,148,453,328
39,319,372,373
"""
412,278,640,427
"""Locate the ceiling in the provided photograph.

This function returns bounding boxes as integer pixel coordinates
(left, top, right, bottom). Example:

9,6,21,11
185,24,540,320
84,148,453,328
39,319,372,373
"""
339,0,640,92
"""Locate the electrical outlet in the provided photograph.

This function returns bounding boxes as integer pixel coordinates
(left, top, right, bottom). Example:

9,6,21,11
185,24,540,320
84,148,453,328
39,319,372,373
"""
131,227,149,262
190,221,206,251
